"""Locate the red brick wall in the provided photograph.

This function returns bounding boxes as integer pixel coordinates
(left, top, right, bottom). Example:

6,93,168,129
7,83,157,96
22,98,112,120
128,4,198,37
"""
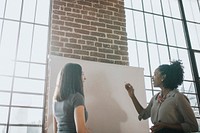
50,0,128,65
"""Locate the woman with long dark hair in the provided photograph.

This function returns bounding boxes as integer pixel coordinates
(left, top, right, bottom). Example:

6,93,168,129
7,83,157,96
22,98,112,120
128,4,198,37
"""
53,63,90,133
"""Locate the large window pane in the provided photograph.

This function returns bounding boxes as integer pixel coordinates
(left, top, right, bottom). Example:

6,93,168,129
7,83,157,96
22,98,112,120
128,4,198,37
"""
13,78,45,94
35,0,50,25
31,25,48,63
125,10,136,39
194,52,200,76
0,126,6,133
0,0,6,18
165,18,186,48
165,18,176,45
0,20,19,75
162,0,171,17
149,44,160,75
127,40,139,67
143,0,152,13
162,0,181,18
0,107,9,123
5,0,22,20
125,0,142,10
9,126,42,133
182,0,200,22
190,0,200,23
0,76,12,91
183,0,200,22
134,11,146,41
145,13,156,43
144,77,152,89
133,0,143,11
0,20,19,60
12,93,44,107
149,45,170,72
17,23,33,62
151,0,162,15
182,0,193,21
29,64,46,79
137,42,150,75
0,60,14,76
15,62,29,77
0,21,19,60
22,0,37,23
154,15,167,44
158,45,170,64
166,19,187,48
14,62,47,80
169,0,181,19
0,20,2,34
173,20,187,48
187,22,200,50
10,107,43,124
124,0,132,8
0,92,10,105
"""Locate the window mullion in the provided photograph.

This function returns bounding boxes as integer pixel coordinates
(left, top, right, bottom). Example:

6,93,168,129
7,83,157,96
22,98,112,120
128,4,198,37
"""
178,0,200,111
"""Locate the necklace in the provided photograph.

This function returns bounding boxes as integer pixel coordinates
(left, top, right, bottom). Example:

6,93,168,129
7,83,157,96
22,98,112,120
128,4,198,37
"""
157,91,170,104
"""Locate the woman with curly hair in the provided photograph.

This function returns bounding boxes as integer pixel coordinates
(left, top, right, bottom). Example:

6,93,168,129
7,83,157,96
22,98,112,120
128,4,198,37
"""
125,60,198,133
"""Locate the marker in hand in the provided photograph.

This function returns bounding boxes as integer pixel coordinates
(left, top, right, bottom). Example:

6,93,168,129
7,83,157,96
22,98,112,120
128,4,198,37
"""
125,82,132,90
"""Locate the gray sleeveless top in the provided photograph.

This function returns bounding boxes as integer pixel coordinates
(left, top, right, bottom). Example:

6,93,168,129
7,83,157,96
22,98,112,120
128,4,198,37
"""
53,93,88,133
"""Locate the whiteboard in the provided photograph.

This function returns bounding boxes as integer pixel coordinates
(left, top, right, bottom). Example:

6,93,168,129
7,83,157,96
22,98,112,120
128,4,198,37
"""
47,55,149,133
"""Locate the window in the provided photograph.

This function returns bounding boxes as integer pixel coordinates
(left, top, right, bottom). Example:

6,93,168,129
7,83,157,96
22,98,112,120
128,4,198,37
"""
0,0,50,132
125,0,200,128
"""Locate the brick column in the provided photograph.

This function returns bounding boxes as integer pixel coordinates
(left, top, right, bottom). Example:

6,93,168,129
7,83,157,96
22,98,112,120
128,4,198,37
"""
50,0,128,65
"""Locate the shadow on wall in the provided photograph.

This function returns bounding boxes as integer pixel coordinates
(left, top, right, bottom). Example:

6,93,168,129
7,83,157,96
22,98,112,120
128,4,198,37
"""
85,71,128,133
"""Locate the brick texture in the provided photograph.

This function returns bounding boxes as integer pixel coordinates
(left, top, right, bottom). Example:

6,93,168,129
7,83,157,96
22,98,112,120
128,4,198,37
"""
50,0,128,65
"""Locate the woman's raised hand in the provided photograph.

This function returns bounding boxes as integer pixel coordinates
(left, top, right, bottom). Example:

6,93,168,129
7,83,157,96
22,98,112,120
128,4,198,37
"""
125,83,134,98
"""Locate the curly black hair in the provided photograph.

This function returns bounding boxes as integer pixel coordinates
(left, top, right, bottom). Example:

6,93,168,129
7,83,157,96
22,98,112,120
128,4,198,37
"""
158,60,184,90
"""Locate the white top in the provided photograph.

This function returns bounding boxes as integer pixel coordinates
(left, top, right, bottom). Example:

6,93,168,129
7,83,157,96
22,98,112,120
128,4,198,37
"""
139,89,198,132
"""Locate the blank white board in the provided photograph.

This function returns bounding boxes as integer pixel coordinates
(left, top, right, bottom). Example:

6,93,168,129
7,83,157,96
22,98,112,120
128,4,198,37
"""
47,55,149,133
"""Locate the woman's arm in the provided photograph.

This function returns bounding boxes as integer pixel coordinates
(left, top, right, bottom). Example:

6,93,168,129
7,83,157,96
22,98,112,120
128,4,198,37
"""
176,94,198,132
53,116,57,133
74,105,89,133
125,83,144,114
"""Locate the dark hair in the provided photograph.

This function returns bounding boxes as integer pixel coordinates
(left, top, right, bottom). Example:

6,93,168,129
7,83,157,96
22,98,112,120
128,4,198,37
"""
53,63,84,101
158,60,184,90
